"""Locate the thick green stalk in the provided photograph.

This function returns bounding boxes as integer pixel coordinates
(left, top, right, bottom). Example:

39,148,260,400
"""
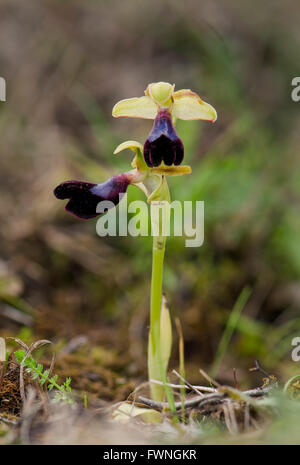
147,180,176,412
148,234,167,401
148,232,176,411
150,235,166,348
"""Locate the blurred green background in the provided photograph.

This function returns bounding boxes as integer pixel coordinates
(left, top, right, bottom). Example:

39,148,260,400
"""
0,0,300,394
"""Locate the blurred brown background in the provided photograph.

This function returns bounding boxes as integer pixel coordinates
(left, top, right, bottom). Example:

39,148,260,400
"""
1,0,300,397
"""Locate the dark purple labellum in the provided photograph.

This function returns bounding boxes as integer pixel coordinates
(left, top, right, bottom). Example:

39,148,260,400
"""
54,174,130,219
143,110,184,167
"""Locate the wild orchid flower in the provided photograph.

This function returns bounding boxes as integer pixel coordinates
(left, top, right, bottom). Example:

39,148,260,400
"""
54,82,216,407
54,173,138,219
113,82,216,168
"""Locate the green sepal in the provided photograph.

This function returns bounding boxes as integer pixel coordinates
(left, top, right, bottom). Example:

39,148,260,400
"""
147,176,170,204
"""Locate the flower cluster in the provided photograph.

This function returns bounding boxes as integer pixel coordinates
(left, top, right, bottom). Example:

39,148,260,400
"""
54,82,217,218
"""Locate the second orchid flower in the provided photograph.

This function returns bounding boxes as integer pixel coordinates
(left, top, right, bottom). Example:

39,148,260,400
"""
54,81,217,220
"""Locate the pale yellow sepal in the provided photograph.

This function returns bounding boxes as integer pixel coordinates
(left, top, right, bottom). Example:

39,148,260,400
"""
145,81,175,107
112,96,157,119
172,90,217,122
151,165,192,176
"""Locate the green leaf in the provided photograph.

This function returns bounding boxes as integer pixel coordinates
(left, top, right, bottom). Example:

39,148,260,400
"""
37,363,43,373
14,349,26,363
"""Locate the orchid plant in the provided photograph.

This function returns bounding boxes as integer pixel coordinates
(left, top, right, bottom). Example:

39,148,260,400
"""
54,82,217,405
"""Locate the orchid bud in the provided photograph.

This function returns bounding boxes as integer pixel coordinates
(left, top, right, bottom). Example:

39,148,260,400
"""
143,110,184,167
54,174,130,219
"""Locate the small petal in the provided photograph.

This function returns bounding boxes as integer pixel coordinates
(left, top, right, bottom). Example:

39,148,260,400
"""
112,96,157,119
113,140,143,155
172,90,217,122
54,175,130,219
114,140,148,172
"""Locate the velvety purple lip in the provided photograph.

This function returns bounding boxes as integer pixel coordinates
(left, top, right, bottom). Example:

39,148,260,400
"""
143,110,184,167
54,175,130,219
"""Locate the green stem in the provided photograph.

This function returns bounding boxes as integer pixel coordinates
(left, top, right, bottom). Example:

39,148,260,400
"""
148,233,165,401
148,234,175,411
150,235,166,356
147,182,176,414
